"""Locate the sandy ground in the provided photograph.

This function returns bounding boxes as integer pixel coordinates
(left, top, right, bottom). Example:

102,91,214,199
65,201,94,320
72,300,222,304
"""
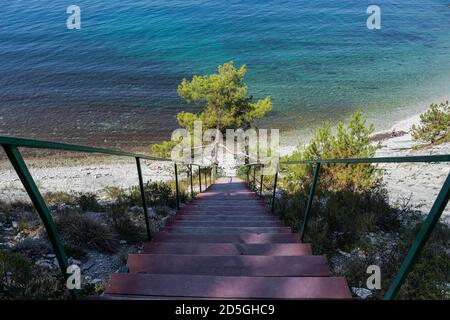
0,110,448,217
374,115,450,218
0,160,178,202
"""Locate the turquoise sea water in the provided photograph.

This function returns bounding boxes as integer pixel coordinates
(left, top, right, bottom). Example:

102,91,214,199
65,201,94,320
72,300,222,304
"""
0,1,449,143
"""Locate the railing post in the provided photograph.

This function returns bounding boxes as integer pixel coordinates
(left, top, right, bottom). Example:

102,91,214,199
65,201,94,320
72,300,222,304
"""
246,165,250,183
271,167,278,213
253,165,256,188
384,172,450,300
259,164,264,198
189,164,194,199
300,163,321,242
2,145,79,300
135,157,151,242
209,167,212,185
198,165,202,192
204,167,207,189
174,163,180,210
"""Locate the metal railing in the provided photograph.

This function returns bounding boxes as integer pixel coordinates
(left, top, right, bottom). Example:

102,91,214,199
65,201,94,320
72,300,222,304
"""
245,154,450,300
0,136,213,299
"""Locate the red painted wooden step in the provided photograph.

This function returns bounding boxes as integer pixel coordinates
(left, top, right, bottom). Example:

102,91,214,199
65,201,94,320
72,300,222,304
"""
127,254,330,277
105,273,352,299
104,176,352,300
172,215,280,221
161,226,292,234
169,221,284,227
152,232,301,243
143,242,312,256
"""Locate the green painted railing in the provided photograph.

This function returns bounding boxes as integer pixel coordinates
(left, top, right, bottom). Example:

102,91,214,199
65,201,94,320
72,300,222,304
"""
246,154,450,300
0,136,212,300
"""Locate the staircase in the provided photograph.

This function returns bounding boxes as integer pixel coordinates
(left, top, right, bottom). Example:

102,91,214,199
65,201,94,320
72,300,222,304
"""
103,177,352,299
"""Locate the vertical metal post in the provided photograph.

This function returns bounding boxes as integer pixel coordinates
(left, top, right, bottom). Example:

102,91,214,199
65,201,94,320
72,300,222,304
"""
2,145,79,300
246,166,250,183
189,164,194,199
253,165,256,187
174,163,180,210
209,167,212,185
271,168,278,213
259,165,264,198
204,167,207,189
384,172,450,300
136,157,151,242
300,163,321,242
198,165,202,192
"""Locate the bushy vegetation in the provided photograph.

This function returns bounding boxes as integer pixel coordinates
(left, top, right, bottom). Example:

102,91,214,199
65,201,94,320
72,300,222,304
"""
269,111,450,299
152,62,272,157
106,180,187,209
106,201,146,243
43,192,76,206
411,101,450,146
281,111,380,193
76,192,101,212
54,209,118,253
44,191,101,212
0,250,66,299
0,177,190,299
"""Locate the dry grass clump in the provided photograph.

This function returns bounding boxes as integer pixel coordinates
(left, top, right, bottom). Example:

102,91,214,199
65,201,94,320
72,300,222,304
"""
54,209,118,253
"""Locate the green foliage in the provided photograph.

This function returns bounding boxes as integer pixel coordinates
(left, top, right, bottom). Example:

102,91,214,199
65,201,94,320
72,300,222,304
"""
106,201,146,243
63,244,87,260
76,192,101,212
177,62,272,131
0,250,66,299
152,62,272,155
151,140,178,158
411,101,450,146
54,210,118,253
104,186,126,200
272,111,449,299
282,111,380,193
335,217,450,300
105,180,182,209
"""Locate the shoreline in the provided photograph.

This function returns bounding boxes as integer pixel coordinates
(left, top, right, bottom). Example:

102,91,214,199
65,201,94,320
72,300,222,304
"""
1,102,449,217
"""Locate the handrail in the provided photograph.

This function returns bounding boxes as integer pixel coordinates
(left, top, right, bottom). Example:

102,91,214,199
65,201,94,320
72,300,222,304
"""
244,154,450,166
0,135,213,300
0,136,170,161
245,154,450,300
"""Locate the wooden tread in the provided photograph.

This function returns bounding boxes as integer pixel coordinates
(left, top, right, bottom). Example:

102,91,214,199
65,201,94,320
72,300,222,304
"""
104,177,352,300
127,254,330,276
143,243,312,256
105,273,352,299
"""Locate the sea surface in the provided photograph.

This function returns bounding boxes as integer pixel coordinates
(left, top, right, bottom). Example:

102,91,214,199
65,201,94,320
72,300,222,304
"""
1,0,450,145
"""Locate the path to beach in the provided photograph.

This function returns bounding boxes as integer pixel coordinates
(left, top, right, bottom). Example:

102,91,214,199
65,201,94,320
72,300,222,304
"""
0,112,449,217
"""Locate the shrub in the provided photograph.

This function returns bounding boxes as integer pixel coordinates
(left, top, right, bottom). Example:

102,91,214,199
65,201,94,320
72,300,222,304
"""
0,250,66,299
273,111,449,299
104,186,127,200
54,210,118,253
282,111,380,193
76,192,101,212
43,192,76,206
412,101,450,146
106,202,146,243
336,218,450,300
154,206,170,217
63,244,87,260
